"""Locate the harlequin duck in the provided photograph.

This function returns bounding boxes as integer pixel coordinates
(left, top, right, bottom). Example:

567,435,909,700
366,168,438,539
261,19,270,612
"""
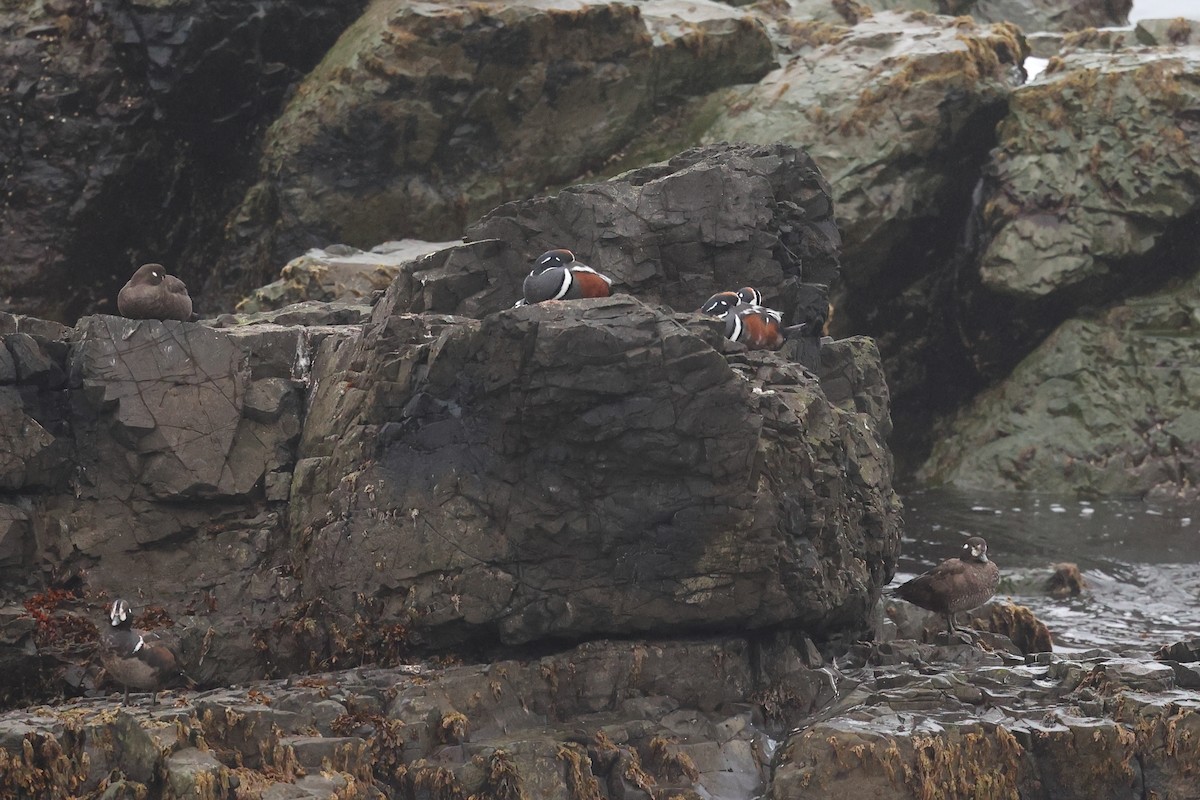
99,598,186,705
895,536,1000,635
117,263,195,321
698,287,762,316
518,249,613,306
726,303,787,350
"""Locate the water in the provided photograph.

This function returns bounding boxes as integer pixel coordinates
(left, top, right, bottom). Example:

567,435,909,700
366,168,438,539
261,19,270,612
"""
893,489,1200,655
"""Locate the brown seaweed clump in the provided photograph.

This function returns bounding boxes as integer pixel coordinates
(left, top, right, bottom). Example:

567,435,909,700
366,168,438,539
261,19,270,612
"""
1046,563,1087,598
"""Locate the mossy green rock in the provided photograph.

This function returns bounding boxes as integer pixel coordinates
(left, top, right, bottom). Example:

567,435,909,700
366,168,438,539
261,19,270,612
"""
978,48,1200,299
918,271,1200,496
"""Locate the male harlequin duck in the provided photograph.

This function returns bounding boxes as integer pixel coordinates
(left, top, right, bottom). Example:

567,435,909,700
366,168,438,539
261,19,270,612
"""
99,598,186,705
895,536,1000,635
725,303,787,350
117,263,194,321
698,287,762,316
517,249,613,306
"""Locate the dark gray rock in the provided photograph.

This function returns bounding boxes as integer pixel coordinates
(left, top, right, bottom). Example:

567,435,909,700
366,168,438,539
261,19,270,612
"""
384,142,838,332
68,316,299,499
291,293,899,648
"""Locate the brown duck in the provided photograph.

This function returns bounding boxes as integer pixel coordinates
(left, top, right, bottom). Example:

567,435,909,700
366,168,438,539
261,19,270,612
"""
895,536,1000,634
117,263,194,321
99,598,186,705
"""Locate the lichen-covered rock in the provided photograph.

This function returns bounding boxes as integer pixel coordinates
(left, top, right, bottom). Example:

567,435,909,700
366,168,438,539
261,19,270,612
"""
917,271,1200,497
700,12,1026,289
216,0,776,296
385,142,840,330
978,48,1200,300
290,295,900,647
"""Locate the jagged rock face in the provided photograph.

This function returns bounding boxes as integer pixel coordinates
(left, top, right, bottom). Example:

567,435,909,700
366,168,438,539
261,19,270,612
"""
917,271,1200,497
292,296,900,646
0,0,365,322
214,0,777,300
381,142,839,330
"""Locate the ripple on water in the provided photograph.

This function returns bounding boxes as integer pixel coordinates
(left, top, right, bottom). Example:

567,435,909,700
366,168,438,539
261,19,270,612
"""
893,489,1200,654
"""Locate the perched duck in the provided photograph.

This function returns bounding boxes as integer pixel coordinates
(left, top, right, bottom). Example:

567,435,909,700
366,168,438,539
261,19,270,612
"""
117,263,194,321
894,536,1000,635
99,598,185,705
518,249,613,306
698,287,762,316
725,303,787,350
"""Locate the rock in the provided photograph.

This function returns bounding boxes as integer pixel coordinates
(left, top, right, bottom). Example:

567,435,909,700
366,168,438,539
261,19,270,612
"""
384,142,839,331
291,293,899,648
0,0,364,321
234,241,457,314
978,48,1200,301
1136,17,1200,46
163,747,236,800
692,12,1027,290
68,316,301,499
215,0,776,299
3,634,1200,800
916,272,1200,495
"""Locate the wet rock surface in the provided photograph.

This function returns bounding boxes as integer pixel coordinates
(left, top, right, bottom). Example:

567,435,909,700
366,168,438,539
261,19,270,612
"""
3,633,1198,800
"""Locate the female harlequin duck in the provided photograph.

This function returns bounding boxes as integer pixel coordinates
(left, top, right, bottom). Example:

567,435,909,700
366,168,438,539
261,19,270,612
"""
895,536,1000,635
99,598,186,705
518,249,614,306
117,263,194,321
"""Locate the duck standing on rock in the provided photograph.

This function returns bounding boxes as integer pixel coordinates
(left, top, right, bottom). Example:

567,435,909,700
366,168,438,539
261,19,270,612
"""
517,249,613,306
894,536,1000,636
99,598,186,705
117,263,194,321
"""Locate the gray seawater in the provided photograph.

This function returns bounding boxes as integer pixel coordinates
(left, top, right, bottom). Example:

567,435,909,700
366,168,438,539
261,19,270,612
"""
893,489,1200,655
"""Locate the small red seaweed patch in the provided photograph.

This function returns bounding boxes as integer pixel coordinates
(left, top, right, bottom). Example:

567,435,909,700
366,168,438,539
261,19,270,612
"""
22,590,98,648
134,605,175,630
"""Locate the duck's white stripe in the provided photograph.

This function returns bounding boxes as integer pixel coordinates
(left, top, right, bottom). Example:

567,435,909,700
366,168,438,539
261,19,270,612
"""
134,635,145,652
571,265,613,285
728,313,743,342
550,269,573,300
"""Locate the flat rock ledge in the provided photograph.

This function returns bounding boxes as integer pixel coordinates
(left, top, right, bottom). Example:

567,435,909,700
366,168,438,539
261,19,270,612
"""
2,635,1197,799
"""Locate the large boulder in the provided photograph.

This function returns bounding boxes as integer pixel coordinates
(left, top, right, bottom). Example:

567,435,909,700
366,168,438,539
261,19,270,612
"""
214,0,777,299
290,294,900,647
